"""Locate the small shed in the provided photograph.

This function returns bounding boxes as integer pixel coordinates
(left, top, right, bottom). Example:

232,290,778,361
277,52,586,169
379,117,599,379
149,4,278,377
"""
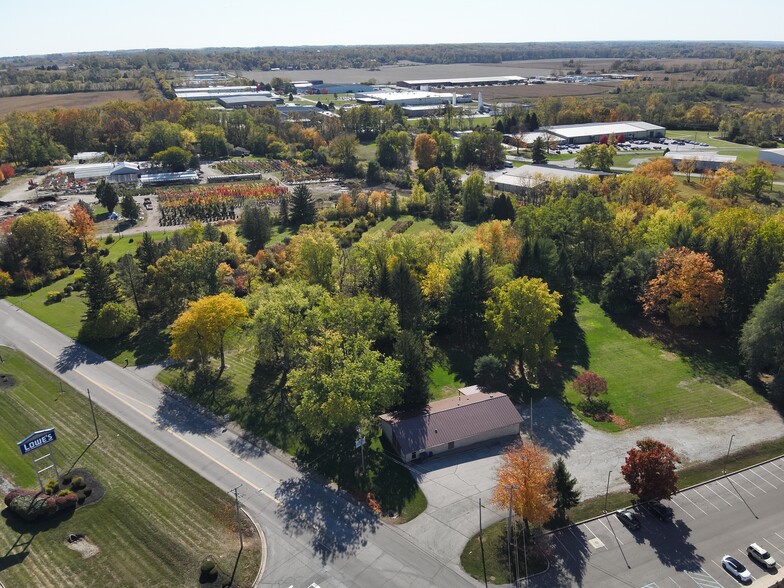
379,392,522,463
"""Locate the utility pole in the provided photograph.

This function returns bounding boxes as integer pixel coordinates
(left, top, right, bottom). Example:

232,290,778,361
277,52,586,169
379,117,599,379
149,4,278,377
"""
604,470,611,513
86,388,99,439
229,485,244,585
504,484,520,586
723,434,735,474
479,499,488,588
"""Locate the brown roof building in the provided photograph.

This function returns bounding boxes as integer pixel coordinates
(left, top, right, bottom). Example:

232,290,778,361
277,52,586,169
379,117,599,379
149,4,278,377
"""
379,392,522,463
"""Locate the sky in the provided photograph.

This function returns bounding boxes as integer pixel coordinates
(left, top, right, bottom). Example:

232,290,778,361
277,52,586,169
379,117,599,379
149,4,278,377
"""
3,0,784,58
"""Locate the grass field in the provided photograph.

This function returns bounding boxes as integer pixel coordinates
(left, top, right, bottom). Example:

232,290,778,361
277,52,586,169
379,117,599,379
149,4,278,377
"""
428,363,466,401
563,298,762,432
0,347,261,588
0,91,142,116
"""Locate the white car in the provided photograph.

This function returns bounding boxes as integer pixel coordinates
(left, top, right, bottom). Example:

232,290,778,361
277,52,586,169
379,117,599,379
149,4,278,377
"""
722,555,752,583
747,543,776,569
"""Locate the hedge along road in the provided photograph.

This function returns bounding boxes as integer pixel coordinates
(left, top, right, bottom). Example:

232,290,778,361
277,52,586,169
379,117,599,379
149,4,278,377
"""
0,300,479,588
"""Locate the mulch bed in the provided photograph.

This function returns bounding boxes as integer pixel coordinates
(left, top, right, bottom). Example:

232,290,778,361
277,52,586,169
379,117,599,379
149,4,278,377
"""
0,373,16,389
62,468,105,508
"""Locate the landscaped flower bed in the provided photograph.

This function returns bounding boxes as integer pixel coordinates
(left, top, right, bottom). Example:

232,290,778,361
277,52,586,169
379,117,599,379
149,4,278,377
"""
213,159,334,183
157,182,288,225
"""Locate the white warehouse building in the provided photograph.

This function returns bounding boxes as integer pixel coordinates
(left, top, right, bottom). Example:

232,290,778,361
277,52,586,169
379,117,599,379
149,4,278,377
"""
759,148,784,167
543,121,666,144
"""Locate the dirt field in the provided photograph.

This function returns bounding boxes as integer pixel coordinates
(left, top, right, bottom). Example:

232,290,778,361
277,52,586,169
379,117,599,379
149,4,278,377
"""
0,90,142,116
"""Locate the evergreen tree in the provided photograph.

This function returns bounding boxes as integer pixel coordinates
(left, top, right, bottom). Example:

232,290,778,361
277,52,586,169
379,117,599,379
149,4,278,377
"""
202,223,220,242
83,254,121,319
444,250,492,341
389,260,423,330
240,202,272,253
550,457,581,521
136,231,161,269
395,330,431,409
95,179,119,213
531,137,548,165
279,194,290,226
491,194,516,221
530,112,540,130
290,184,317,227
389,190,400,219
430,180,451,222
120,193,139,221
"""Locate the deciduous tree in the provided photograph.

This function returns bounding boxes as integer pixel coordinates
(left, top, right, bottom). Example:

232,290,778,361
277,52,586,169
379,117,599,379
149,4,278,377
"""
69,203,95,251
621,438,680,502
641,247,724,326
491,441,556,536
169,293,248,382
461,170,485,221
289,226,338,291
413,133,438,170
740,273,784,379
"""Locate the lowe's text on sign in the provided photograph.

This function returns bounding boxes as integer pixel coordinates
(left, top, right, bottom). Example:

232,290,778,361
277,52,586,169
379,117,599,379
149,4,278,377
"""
17,428,57,455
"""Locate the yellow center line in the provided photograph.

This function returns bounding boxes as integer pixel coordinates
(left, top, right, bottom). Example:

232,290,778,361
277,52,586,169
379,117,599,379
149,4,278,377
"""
29,341,281,503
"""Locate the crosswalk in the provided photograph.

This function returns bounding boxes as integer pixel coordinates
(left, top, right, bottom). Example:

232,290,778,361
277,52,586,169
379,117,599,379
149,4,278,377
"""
686,569,723,588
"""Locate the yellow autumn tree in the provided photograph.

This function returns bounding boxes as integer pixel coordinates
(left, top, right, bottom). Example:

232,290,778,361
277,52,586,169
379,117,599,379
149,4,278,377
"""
492,440,555,536
169,293,248,382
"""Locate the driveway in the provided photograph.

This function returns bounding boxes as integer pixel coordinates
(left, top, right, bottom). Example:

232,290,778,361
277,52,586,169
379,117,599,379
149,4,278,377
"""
401,395,784,566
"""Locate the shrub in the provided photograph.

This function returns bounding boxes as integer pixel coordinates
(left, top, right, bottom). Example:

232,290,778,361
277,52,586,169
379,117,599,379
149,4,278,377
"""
78,302,138,342
474,355,507,391
0,269,12,296
44,479,60,495
46,291,63,304
128,238,134,243
9,494,58,521
62,475,72,485
573,371,608,401
63,284,74,294
83,487,92,497
57,489,72,497
578,397,612,420
99,248,110,257
105,235,115,244
54,492,78,510
4,488,34,507
70,476,84,490
200,559,216,573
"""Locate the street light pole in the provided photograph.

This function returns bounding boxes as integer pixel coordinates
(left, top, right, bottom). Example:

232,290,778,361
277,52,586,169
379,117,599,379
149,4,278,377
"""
604,470,612,513
723,434,735,474
504,484,520,586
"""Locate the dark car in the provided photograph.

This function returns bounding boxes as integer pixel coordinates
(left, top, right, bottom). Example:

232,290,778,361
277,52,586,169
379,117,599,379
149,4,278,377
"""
615,509,641,530
645,501,673,522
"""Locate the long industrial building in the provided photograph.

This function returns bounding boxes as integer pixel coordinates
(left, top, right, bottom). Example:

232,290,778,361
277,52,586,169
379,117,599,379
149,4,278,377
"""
397,75,526,89
356,89,471,107
543,121,666,144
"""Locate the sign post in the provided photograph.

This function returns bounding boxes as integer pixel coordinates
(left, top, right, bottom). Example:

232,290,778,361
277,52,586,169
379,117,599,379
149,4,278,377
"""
17,428,59,491
355,428,366,473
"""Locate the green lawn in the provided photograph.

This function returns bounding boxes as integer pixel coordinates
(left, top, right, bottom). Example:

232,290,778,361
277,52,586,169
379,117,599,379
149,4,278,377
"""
563,298,762,432
0,347,261,588
666,130,761,165
355,142,378,162
429,363,466,401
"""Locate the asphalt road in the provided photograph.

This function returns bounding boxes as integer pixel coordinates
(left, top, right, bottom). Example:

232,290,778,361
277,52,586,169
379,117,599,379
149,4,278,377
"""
530,459,784,588
0,300,479,588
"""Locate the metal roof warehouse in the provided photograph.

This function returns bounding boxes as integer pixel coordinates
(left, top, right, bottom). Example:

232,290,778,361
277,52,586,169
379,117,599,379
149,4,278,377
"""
398,75,526,88
379,391,522,463
544,121,666,144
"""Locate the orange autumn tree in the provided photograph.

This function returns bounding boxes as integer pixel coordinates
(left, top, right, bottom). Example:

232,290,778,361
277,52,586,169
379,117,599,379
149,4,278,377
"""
413,133,438,170
640,247,724,326
69,204,95,251
491,440,555,537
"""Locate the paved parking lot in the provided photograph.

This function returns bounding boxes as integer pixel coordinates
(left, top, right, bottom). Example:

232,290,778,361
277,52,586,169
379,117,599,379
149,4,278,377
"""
531,457,784,587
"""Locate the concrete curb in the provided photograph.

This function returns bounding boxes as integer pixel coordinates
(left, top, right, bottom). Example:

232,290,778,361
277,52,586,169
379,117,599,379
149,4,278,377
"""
241,506,267,588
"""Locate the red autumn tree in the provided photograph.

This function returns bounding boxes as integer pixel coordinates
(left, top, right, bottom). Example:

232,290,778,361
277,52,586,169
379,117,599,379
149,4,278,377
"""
0,163,15,180
621,438,680,502
640,247,724,326
573,371,608,401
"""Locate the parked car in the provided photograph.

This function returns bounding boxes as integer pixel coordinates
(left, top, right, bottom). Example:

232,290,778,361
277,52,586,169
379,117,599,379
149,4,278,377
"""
747,543,777,569
722,555,752,583
645,501,672,522
615,509,641,530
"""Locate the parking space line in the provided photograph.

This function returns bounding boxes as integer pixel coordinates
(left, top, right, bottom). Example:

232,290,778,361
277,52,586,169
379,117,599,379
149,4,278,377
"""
670,497,697,520
760,464,784,484
776,532,784,544
750,468,777,489
692,488,721,511
596,518,624,545
688,565,725,588
705,484,733,507
669,577,683,587
582,523,601,542
681,492,709,516
762,537,784,556
718,478,755,499
737,471,767,493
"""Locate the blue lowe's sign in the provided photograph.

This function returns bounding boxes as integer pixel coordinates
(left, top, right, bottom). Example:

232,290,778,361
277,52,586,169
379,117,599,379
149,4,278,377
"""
17,428,57,455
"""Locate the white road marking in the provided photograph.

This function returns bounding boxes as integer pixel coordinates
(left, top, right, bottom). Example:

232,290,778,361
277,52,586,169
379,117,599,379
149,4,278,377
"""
750,468,777,489
688,565,725,588
693,488,721,511
760,464,784,484
669,577,684,587
737,472,766,493
705,484,733,507
762,537,784,556
597,517,624,545
718,478,755,499
681,493,709,516
670,497,697,521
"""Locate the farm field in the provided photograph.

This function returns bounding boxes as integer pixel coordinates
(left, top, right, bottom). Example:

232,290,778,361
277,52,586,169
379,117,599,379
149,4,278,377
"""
563,297,763,432
0,91,142,116
0,347,261,588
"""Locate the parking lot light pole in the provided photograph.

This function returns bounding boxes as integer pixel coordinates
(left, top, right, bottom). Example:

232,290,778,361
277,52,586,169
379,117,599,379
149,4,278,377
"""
723,434,735,474
604,470,611,513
